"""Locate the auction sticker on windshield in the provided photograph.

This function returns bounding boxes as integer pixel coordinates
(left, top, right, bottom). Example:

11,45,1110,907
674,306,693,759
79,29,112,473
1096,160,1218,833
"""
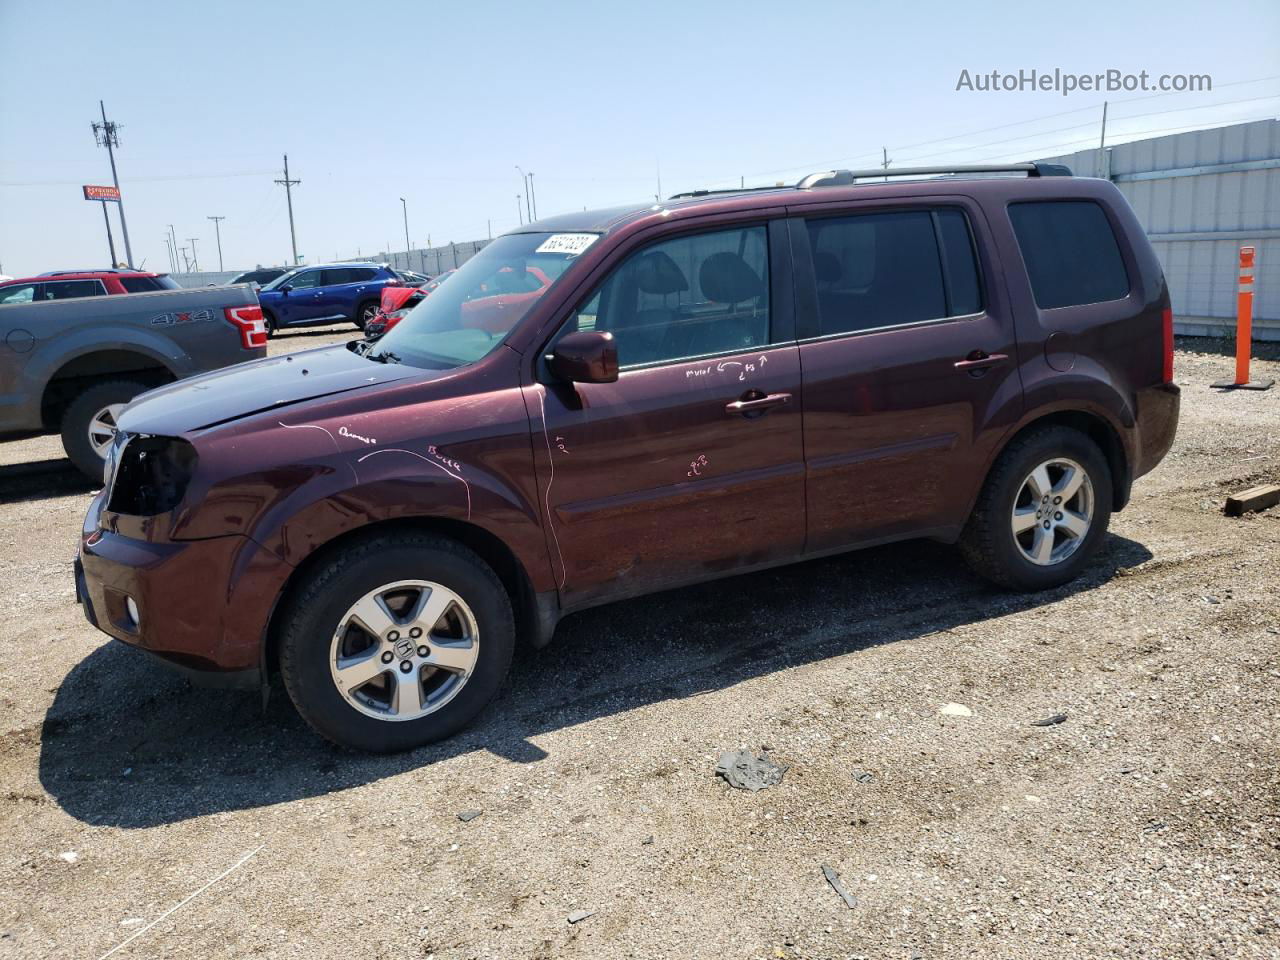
535,233,599,256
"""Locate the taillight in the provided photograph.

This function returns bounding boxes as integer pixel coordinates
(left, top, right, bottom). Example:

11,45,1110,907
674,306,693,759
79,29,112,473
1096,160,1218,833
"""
225,305,267,349
1161,306,1174,383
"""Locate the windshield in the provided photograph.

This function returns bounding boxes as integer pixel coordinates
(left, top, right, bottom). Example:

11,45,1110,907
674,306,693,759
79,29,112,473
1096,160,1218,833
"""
370,232,597,369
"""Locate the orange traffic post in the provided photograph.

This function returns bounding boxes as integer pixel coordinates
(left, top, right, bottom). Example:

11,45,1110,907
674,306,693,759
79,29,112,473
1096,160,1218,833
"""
1212,246,1273,390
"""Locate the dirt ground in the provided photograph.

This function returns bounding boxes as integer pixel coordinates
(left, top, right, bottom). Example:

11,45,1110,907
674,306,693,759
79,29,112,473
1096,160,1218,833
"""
0,330,1277,960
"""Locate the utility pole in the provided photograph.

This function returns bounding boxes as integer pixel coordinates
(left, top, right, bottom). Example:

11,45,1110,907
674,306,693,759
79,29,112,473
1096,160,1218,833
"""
399,197,410,256
528,172,537,220
274,154,301,266
516,194,524,226
207,216,226,271
1099,100,1109,152
487,219,492,240
186,237,200,272
168,224,179,269
516,166,531,223
99,202,117,266
180,245,191,272
91,100,133,267
882,146,892,181
163,233,174,273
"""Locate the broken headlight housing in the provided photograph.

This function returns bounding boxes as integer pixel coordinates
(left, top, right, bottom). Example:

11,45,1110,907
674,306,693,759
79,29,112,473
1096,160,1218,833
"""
105,436,198,516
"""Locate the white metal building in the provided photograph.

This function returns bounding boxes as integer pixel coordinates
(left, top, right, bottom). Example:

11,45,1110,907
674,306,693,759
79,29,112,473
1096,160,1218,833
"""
1040,118,1279,340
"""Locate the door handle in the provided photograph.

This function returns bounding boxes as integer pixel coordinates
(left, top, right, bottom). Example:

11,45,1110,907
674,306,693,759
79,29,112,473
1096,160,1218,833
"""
954,351,1008,373
725,391,792,416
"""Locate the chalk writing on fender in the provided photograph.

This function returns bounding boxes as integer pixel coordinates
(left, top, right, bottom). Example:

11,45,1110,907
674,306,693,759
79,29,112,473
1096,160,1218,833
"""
427,445,461,471
687,454,709,478
338,425,376,445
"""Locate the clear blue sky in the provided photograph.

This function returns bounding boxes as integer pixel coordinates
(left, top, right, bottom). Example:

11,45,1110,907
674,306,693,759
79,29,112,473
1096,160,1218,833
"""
1,0,1276,277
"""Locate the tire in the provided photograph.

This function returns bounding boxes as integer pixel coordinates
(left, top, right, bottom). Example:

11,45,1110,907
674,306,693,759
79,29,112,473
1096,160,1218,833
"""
278,533,515,752
959,426,1113,591
354,300,379,331
262,309,278,339
60,379,149,480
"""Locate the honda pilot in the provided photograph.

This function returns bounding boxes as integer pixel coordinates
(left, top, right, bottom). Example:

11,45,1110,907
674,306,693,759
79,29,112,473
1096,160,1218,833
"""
76,163,1180,752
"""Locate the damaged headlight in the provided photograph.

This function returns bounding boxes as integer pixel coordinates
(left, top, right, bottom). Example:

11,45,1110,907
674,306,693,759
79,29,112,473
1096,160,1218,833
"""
105,436,198,516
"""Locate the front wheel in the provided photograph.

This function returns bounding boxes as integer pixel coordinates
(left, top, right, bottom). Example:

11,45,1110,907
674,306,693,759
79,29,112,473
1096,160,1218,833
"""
959,426,1113,591
278,533,515,752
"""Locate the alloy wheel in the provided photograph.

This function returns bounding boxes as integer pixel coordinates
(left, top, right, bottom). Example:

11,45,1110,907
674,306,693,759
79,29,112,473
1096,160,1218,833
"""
329,580,479,721
88,403,127,459
1011,457,1094,566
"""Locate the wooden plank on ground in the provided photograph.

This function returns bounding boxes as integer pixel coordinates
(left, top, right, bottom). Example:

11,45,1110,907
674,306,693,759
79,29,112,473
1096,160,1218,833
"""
1224,484,1280,517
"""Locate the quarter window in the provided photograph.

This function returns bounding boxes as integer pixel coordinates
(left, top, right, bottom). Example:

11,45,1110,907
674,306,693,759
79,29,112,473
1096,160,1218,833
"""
564,225,771,368
1008,200,1129,309
119,276,162,293
805,209,982,336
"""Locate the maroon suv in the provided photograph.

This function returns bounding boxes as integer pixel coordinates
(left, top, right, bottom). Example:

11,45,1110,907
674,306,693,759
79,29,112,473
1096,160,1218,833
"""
76,163,1179,752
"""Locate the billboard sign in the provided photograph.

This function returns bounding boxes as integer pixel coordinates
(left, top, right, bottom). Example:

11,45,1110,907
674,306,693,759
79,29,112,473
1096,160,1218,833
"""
83,184,121,202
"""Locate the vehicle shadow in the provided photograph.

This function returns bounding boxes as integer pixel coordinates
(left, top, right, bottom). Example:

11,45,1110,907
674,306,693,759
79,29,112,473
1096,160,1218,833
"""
0,457,96,505
39,534,1152,828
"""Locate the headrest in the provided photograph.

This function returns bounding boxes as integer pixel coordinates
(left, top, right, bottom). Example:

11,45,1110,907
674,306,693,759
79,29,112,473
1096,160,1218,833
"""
700,252,765,303
633,251,688,295
813,251,842,283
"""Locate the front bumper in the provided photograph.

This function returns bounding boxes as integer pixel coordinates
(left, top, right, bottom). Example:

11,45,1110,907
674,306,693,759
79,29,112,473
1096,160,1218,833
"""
75,493,293,685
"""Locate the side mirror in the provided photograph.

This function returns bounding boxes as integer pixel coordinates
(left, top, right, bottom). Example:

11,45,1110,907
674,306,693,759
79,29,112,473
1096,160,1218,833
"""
280,283,293,294
546,331,618,384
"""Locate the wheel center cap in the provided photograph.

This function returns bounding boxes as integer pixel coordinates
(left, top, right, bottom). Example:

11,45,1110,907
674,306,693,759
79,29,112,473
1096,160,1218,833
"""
392,636,415,660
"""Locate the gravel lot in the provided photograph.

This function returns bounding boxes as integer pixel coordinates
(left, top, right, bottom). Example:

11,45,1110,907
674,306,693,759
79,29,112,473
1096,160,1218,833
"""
1,331,1277,960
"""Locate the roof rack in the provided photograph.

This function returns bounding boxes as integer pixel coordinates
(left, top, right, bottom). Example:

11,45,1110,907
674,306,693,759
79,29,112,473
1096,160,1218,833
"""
797,162,1072,188
667,184,788,201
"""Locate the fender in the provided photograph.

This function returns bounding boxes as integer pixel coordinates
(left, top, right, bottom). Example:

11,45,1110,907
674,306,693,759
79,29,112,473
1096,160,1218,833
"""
26,324,192,386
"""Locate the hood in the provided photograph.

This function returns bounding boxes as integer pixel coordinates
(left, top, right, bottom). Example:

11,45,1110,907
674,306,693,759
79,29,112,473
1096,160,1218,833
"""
118,344,422,436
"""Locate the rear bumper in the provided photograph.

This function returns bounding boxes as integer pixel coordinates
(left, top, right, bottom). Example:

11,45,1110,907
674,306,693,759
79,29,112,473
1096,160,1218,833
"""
75,494,292,682
1132,382,1181,480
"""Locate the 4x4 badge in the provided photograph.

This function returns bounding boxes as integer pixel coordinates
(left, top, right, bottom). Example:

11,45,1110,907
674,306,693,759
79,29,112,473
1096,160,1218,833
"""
150,309,214,326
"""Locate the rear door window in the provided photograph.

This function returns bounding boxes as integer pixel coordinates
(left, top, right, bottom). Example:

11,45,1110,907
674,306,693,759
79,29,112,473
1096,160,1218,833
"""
1008,200,1129,309
43,280,107,300
803,208,983,336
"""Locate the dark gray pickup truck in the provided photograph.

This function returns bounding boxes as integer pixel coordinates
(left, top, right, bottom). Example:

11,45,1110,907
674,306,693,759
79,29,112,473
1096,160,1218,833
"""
0,285,267,477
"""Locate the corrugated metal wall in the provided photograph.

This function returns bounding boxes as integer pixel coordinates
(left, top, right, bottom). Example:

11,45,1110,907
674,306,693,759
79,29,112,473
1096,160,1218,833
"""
1040,119,1280,339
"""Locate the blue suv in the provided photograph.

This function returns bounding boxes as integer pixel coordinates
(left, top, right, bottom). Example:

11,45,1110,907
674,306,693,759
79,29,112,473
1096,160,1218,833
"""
256,263,400,335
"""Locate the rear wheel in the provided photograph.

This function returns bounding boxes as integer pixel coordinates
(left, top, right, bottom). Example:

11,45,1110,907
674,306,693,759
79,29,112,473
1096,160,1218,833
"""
355,300,379,331
60,379,149,479
278,533,515,752
262,309,278,338
959,426,1113,591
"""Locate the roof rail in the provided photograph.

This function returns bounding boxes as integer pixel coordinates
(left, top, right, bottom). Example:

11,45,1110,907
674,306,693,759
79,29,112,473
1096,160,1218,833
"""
797,162,1072,188
667,184,788,201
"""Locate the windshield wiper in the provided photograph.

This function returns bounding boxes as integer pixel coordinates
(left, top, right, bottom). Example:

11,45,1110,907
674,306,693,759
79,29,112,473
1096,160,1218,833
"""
368,350,402,364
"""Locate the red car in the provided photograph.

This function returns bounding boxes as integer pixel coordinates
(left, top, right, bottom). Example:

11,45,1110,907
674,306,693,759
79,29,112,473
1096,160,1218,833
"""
0,268,181,304
365,270,456,339
366,267,551,340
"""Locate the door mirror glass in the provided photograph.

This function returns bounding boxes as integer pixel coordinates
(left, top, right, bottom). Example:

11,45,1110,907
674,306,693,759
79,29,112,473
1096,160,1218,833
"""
280,283,293,294
547,331,618,384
